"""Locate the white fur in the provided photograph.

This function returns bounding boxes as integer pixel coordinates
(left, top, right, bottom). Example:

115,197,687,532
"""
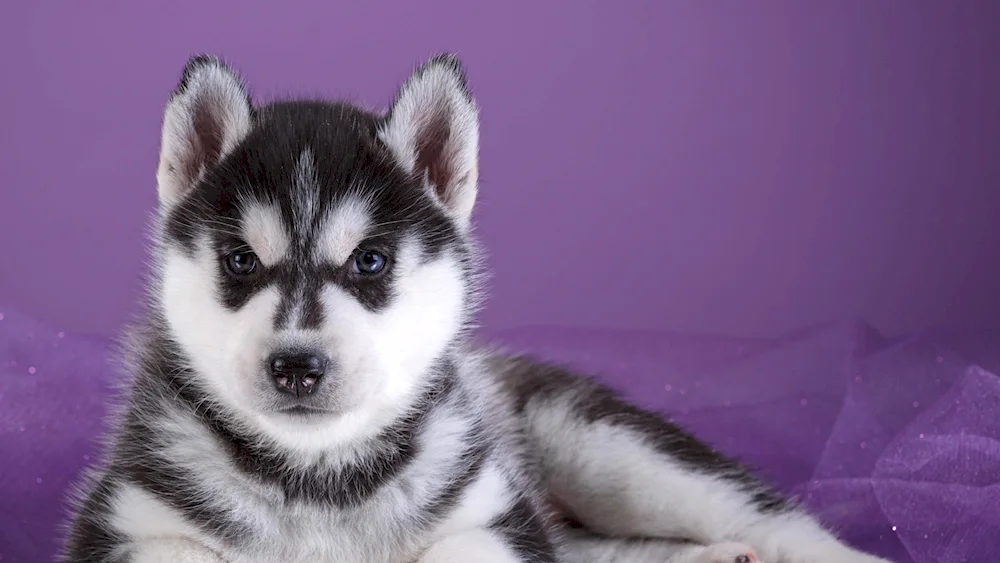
531,400,761,542
560,531,760,563
314,195,372,265
159,243,283,419
256,240,465,455
418,529,523,563
239,203,290,266
158,211,466,456
740,516,890,563
129,538,224,563
433,465,513,539
521,388,890,563
111,485,204,543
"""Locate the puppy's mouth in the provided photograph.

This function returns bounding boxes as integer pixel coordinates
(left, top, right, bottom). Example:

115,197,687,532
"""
277,405,331,416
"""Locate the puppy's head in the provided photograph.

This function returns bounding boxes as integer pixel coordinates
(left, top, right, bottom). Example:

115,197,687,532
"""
151,55,481,447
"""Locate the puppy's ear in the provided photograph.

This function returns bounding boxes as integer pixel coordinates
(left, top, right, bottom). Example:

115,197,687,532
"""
156,55,253,209
380,54,480,228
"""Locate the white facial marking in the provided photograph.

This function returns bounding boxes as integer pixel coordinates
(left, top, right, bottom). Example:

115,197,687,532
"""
253,238,467,453
315,196,373,265
241,203,290,266
159,216,467,454
159,242,282,416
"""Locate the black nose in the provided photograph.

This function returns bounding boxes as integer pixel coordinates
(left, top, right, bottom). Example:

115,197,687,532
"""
268,351,327,397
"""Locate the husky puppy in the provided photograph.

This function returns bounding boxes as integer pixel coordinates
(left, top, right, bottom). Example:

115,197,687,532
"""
62,54,890,563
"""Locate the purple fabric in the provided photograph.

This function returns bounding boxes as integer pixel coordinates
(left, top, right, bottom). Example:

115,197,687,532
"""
3,305,1000,562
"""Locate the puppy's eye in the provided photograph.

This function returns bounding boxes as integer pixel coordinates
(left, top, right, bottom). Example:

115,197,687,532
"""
224,251,258,277
352,249,388,276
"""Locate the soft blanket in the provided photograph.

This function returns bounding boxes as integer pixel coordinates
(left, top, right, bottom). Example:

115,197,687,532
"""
2,304,998,562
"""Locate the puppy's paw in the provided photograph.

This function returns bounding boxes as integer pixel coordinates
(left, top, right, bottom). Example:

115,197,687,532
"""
694,542,759,563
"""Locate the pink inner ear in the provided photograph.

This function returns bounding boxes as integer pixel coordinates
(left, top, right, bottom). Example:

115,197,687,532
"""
413,108,456,203
176,100,226,185
380,56,479,218
160,104,232,200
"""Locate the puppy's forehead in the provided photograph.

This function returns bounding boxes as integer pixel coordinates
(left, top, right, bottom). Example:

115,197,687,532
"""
287,148,321,249
165,101,447,259
285,148,374,264
238,149,374,265
207,100,449,262
239,198,373,267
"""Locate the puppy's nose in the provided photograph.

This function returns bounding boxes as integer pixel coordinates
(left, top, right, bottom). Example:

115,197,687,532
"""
268,351,327,397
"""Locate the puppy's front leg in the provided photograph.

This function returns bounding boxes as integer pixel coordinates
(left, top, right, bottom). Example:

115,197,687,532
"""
128,537,226,563
418,527,556,563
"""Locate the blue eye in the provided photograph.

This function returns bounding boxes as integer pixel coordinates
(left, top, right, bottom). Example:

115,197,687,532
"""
224,250,258,276
352,250,387,275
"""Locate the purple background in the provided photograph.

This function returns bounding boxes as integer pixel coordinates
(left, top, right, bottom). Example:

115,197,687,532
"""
2,1,999,339
3,5,1000,560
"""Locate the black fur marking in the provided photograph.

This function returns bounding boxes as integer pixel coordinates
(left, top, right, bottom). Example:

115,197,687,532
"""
488,496,559,562
269,271,326,330
502,356,791,515
242,261,331,330
579,393,789,514
146,335,458,509
161,101,464,317
62,476,129,563
296,276,325,329
116,425,253,546
107,340,255,544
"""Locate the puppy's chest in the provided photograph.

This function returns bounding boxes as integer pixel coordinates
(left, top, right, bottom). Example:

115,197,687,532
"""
224,459,515,563
230,499,419,563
